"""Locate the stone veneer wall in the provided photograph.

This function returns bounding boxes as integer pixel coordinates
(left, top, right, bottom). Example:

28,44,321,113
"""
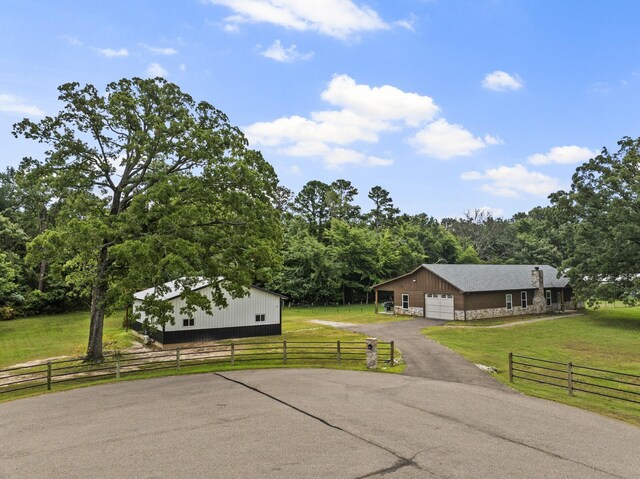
394,306,424,317
454,304,559,321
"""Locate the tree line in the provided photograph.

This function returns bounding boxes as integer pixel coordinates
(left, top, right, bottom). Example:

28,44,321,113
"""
0,77,637,360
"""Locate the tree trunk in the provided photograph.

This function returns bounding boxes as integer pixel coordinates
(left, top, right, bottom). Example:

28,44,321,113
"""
86,244,109,361
38,259,47,292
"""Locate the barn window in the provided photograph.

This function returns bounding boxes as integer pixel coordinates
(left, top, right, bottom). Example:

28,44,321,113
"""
521,291,528,308
255,314,265,322
401,294,409,309
182,318,194,327
506,294,513,310
545,290,552,306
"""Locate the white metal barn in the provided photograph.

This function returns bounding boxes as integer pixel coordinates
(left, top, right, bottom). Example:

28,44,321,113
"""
132,279,284,344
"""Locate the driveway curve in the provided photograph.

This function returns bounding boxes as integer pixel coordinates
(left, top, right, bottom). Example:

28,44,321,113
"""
316,318,507,391
1,370,638,478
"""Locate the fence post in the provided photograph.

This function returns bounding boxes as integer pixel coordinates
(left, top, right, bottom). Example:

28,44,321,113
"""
231,343,235,365
116,356,121,379
176,347,181,370
390,341,395,366
337,340,341,365
508,352,513,383
567,362,574,397
366,338,377,369
47,361,52,391
283,340,287,365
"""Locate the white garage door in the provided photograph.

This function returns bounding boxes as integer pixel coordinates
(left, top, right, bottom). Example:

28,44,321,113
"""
425,293,454,320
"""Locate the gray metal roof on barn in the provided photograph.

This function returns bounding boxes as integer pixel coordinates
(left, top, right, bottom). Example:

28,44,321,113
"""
424,264,569,292
133,278,286,301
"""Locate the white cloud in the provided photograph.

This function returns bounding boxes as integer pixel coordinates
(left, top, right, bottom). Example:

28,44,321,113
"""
288,165,302,175
0,94,45,117
322,74,439,126
260,40,314,62
146,63,168,77
208,0,388,39
482,71,524,91
140,43,178,55
476,206,505,218
179,63,186,71
61,35,83,46
461,164,562,197
527,145,597,165
409,119,499,159
95,47,129,58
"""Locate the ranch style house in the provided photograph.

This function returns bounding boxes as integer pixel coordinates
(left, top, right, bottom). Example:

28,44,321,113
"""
373,264,573,320
132,279,285,344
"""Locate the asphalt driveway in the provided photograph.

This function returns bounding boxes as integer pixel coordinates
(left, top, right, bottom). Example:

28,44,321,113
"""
1,370,638,478
316,318,507,390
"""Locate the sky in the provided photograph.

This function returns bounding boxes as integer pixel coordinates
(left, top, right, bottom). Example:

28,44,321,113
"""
2,0,640,219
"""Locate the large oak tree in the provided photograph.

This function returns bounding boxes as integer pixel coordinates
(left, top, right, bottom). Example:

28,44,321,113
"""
14,78,282,360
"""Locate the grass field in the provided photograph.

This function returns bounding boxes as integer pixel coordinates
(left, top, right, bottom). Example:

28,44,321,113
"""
0,311,133,368
0,304,401,368
424,307,640,426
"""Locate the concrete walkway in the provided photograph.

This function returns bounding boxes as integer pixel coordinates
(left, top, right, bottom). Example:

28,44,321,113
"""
313,318,508,391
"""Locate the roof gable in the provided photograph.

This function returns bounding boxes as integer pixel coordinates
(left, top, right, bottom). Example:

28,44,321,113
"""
133,278,286,301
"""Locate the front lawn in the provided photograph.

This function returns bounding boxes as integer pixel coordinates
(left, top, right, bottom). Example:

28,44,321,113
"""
424,307,640,426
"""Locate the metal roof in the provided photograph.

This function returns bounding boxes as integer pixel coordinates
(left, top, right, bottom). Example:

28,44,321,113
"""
133,278,286,301
423,264,569,292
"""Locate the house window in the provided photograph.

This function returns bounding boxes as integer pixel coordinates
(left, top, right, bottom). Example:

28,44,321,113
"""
521,291,528,308
255,314,265,322
182,318,194,327
546,290,552,306
506,294,513,310
401,294,409,309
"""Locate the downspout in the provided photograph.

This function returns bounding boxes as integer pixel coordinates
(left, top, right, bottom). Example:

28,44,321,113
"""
463,292,467,321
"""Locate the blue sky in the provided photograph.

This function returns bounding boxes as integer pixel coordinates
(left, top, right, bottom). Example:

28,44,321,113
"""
2,0,640,219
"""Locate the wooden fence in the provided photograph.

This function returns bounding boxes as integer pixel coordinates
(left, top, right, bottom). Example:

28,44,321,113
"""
509,353,640,404
0,340,395,398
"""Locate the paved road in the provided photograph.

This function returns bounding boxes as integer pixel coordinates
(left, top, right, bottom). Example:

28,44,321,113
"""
319,319,507,390
1,370,639,478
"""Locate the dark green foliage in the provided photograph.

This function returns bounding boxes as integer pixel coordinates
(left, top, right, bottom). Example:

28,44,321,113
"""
551,137,640,305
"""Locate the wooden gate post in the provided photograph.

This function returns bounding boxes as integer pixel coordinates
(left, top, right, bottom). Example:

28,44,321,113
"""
337,340,341,365
283,340,287,365
230,343,235,365
508,352,513,383
116,356,121,379
176,347,181,370
47,361,52,390
390,341,395,366
567,362,574,396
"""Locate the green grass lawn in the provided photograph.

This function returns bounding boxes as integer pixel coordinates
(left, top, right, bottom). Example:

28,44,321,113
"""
424,307,640,426
0,311,133,368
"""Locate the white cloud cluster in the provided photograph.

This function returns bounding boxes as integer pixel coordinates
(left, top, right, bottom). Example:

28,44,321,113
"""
260,40,314,62
482,71,524,91
209,0,388,39
95,47,129,58
0,94,45,117
246,74,499,169
146,63,168,78
140,43,178,55
527,145,597,165
461,164,562,197
409,119,502,159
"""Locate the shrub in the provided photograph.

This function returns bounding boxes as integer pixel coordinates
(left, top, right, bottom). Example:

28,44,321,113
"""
0,306,16,321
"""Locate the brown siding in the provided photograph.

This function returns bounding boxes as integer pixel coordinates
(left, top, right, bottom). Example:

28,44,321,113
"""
466,289,536,310
375,267,463,313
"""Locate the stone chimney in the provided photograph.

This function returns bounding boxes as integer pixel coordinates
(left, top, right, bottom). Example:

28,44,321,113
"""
531,267,546,313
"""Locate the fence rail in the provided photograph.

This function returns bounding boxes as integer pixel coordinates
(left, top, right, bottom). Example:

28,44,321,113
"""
508,352,640,404
0,340,395,397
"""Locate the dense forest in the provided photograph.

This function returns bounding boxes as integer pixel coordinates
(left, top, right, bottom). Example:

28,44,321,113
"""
1,78,638,338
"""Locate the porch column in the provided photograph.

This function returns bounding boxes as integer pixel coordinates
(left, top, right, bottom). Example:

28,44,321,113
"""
374,288,379,313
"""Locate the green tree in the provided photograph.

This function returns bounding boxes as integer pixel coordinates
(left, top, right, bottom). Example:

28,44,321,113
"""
551,137,640,304
14,78,282,359
327,179,361,223
367,186,399,231
291,180,331,240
